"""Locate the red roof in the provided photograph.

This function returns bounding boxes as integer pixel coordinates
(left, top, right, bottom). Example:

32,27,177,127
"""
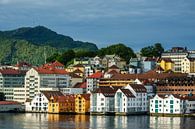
52,61,64,67
80,94,90,100
88,72,103,79
0,68,26,75
51,94,75,103
35,67,68,74
0,101,20,105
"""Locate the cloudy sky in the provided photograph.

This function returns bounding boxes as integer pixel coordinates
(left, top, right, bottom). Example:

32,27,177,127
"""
0,0,195,51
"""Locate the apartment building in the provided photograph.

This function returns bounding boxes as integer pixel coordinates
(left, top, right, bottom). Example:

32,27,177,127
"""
0,68,25,101
181,57,195,73
24,61,71,100
157,77,195,96
161,47,188,72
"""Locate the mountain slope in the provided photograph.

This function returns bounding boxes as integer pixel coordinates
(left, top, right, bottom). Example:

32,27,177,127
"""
0,26,98,50
0,26,98,65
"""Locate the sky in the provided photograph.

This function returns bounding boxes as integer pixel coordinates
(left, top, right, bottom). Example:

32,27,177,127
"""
0,0,195,51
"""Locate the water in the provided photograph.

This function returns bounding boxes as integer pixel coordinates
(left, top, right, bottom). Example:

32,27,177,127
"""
0,113,195,129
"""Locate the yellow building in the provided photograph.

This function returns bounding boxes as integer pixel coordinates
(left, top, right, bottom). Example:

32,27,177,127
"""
48,95,75,114
159,58,174,72
181,57,195,73
75,94,90,114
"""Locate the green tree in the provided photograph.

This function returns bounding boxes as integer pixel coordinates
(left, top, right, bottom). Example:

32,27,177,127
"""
153,43,164,57
140,43,164,57
98,43,136,63
59,50,75,65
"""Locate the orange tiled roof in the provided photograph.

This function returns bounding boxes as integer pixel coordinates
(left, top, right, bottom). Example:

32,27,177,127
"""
87,71,103,79
80,94,90,100
35,67,68,74
41,91,64,100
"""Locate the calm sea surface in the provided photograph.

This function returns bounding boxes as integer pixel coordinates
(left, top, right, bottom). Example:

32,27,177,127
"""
0,113,195,129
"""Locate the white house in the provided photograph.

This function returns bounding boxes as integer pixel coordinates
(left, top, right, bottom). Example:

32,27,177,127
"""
90,86,117,113
115,89,136,113
90,84,148,114
150,94,189,114
124,84,148,112
25,91,63,112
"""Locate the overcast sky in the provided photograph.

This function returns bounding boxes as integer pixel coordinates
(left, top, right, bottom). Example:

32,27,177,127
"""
0,0,195,51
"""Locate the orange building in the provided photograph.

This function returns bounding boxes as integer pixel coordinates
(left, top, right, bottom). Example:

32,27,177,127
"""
75,94,90,114
48,95,75,114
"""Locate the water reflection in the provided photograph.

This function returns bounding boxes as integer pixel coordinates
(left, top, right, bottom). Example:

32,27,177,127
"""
0,113,195,129
150,116,195,129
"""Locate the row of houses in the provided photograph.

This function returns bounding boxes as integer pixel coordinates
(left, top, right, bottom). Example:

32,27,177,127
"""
23,83,149,115
25,91,90,114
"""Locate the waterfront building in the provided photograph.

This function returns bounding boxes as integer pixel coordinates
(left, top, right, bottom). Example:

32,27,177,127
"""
25,91,63,112
0,101,24,112
181,57,195,73
86,71,103,92
90,84,148,114
125,84,148,112
157,77,195,96
114,88,136,113
159,58,174,72
24,61,70,100
150,94,192,114
0,68,25,101
48,94,75,113
75,94,90,114
90,86,118,113
161,47,188,73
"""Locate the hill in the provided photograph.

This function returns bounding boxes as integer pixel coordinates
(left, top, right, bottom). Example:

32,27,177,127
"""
0,26,98,65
